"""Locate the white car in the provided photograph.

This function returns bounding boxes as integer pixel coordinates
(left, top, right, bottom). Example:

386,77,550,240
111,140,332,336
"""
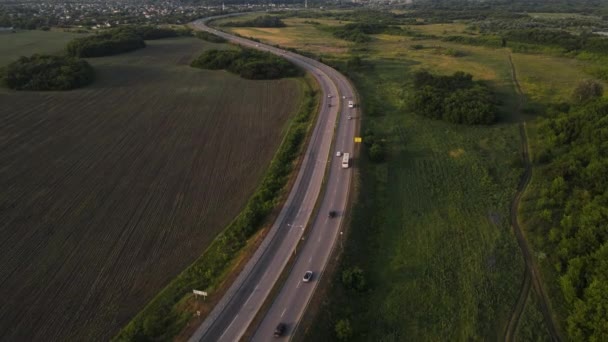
336,151,342,157
342,95,346,99
327,94,332,98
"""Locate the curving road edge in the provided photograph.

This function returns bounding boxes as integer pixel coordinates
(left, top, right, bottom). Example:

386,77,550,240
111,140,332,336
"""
189,16,358,342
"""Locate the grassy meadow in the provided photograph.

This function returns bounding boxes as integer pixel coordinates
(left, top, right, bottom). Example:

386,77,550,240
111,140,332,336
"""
214,14,604,340
0,36,305,341
0,30,83,66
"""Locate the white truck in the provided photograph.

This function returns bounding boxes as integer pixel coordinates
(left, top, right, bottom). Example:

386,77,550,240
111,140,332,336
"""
348,100,354,108
341,153,350,168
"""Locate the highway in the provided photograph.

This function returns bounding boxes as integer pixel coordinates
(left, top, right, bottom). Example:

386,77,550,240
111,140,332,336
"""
190,16,358,341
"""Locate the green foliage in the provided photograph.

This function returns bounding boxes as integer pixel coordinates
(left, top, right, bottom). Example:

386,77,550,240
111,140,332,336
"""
114,85,317,342
3,54,94,90
66,27,146,58
528,98,608,341
191,48,302,80
332,23,388,43
341,266,366,292
223,15,286,28
335,319,353,341
194,31,227,43
572,79,603,103
306,60,523,341
408,71,496,125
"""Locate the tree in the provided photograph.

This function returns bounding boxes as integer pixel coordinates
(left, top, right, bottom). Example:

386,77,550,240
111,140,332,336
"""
572,79,603,103
335,319,353,341
368,142,386,163
341,266,366,292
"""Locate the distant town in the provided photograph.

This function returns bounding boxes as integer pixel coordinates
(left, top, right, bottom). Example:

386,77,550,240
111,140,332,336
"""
0,0,308,30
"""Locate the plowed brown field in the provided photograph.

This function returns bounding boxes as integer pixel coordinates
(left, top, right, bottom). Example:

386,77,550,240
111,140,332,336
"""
0,37,303,341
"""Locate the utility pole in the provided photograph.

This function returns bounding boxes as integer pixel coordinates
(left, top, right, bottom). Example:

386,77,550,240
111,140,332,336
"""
305,0,308,9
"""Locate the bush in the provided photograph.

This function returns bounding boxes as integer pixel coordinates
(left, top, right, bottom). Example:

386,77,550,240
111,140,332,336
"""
194,31,227,43
3,54,94,91
572,79,603,103
341,266,366,292
335,319,353,340
191,48,302,80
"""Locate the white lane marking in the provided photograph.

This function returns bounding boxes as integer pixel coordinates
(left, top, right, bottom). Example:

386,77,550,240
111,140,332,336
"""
219,314,239,341
243,291,255,308
318,235,322,242
296,282,301,289
309,256,313,263
281,308,287,317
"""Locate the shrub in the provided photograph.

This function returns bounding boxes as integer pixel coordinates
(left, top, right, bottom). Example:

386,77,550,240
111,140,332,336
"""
194,31,227,43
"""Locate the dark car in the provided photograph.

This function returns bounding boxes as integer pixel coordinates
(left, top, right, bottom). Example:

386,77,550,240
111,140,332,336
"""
303,271,313,282
329,210,337,218
274,323,286,337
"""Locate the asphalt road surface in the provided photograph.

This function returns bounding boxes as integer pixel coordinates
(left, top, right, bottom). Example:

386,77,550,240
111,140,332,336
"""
189,16,358,342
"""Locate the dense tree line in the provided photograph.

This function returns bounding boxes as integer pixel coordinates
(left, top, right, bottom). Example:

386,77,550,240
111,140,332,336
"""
332,23,388,43
499,29,608,54
66,27,146,58
408,71,496,125
223,15,285,28
190,48,302,80
528,93,607,341
194,31,227,43
65,26,190,58
1,54,94,91
131,25,191,40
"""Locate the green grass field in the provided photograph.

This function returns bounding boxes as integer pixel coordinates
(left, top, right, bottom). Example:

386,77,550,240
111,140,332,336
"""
303,59,524,341
0,37,305,341
218,14,603,340
0,30,82,66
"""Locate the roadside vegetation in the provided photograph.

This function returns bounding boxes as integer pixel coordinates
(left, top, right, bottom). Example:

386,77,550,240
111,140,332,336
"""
194,30,227,43
1,54,94,90
191,47,302,80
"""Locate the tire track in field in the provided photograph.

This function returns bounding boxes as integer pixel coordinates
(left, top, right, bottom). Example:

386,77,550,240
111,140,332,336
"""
504,53,561,342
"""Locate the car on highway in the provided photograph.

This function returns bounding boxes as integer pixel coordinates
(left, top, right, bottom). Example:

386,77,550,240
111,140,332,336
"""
327,94,333,98
274,323,286,337
303,271,313,282
329,210,337,218
336,151,342,157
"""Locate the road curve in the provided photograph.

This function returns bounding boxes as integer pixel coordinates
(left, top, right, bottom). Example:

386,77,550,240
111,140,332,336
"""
189,16,358,342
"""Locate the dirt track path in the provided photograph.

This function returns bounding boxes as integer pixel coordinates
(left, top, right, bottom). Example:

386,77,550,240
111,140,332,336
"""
504,53,561,342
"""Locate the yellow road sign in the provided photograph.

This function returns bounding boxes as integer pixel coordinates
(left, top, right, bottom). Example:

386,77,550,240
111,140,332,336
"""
354,137,362,143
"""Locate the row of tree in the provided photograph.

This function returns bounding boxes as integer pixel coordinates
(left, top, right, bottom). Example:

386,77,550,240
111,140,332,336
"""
66,26,191,58
190,47,302,80
528,83,606,341
222,15,286,28
1,54,94,91
408,71,496,125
